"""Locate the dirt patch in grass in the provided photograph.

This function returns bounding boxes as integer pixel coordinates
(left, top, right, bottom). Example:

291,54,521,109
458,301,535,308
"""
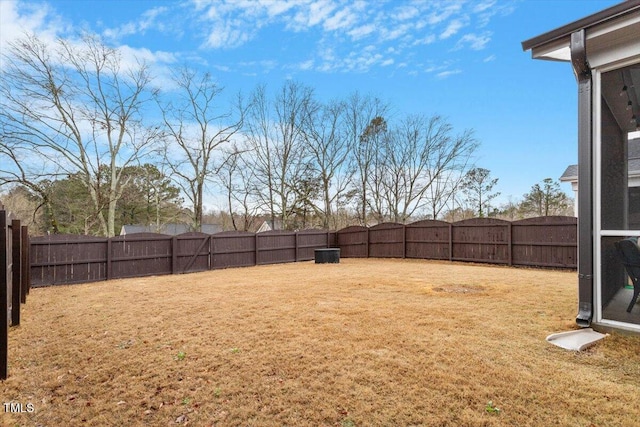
432,284,485,294
2,258,640,426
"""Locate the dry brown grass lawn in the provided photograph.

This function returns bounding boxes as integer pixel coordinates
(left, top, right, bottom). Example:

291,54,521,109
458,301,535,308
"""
2,258,640,427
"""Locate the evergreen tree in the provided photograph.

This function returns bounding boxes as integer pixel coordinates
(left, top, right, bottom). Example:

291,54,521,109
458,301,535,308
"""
521,178,570,216
460,168,500,217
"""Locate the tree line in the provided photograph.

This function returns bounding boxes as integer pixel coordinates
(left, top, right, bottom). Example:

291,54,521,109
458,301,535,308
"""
0,34,571,236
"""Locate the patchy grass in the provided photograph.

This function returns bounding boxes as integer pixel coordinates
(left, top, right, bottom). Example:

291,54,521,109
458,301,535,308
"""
2,258,640,426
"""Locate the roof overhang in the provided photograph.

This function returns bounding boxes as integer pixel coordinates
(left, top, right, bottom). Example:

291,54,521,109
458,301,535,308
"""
522,0,640,62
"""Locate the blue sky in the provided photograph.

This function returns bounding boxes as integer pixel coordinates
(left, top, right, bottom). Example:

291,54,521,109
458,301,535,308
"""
0,0,622,209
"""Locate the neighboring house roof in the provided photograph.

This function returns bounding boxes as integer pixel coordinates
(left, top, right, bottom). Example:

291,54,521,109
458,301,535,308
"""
256,219,284,233
160,223,191,235
120,223,222,235
201,224,223,234
560,165,578,182
120,225,151,235
561,137,640,183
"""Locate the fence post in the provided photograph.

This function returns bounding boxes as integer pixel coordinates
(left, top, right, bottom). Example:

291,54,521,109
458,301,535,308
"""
448,223,453,261
403,224,407,259
20,226,28,303
508,222,513,267
171,236,178,274
1,210,8,380
255,233,259,266
209,235,213,270
366,227,370,258
106,238,112,281
11,220,21,327
295,232,299,262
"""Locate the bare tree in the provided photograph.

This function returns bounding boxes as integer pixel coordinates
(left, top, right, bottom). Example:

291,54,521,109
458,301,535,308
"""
425,171,467,220
0,134,57,231
344,92,389,225
0,33,158,236
0,185,42,231
217,145,261,231
244,84,276,227
273,81,314,229
498,195,523,220
358,114,478,224
300,98,353,228
244,81,313,230
157,67,243,231
419,119,476,220
363,116,390,223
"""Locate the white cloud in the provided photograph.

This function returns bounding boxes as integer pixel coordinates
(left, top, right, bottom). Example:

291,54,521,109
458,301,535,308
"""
344,52,383,72
101,6,169,41
2,0,517,81
298,59,314,71
456,32,492,50
348,24,376,40
424,60,457,75
0,0,66,52
483,54,496,62
237,59,278,74
319,45,337,63
197,1,271,48
259,0,296,17
103,22,138,40
473,1,497,13
413,35,436,46
436,69,462,78
323,6,360,32
427,3,462,25
290,0,337,30
440,19,465,39
187,0,510,78
205,20,254,49
392,5,419,21
0,1,177,89
212,64,231,72
380,23,412,42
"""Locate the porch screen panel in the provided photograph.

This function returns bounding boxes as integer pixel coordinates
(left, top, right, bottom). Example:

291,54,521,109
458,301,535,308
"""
599,64,640,325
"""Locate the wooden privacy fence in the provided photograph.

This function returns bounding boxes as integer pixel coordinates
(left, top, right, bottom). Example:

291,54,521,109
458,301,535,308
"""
337,216,577,268
30,216,577,288
30,230,336,287
1,207,30,380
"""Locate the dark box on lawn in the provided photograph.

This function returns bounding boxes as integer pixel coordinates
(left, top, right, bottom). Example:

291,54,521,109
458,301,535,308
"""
314,248,340,264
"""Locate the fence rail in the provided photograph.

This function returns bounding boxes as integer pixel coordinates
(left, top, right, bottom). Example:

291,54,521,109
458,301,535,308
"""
30,216,577,288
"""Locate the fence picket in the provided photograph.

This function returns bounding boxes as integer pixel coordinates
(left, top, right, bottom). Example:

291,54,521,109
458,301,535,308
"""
11,220,21,326
21,226,29,303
